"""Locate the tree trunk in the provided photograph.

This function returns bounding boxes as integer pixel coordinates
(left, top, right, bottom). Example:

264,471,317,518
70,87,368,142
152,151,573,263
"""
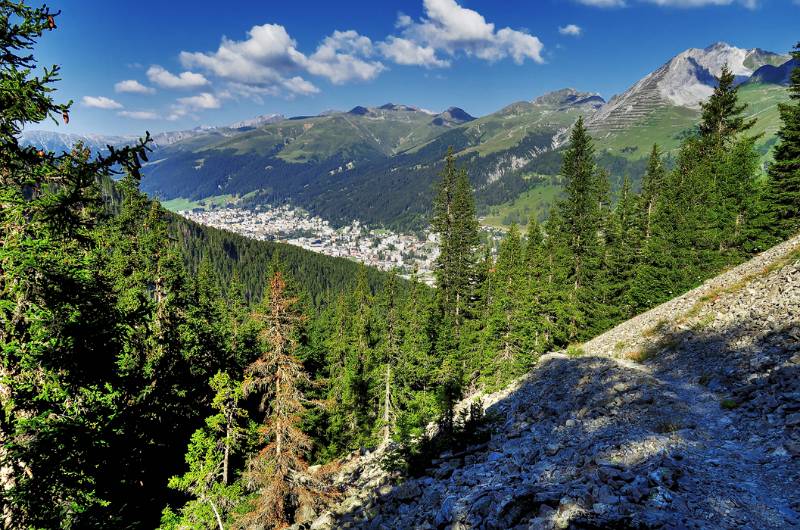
382,364,392,445
205,496,225,530
222,413,231,485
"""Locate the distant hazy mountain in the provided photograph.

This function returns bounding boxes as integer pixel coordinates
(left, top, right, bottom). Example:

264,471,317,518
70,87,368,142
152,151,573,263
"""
228,113,286,129
18,130,137,154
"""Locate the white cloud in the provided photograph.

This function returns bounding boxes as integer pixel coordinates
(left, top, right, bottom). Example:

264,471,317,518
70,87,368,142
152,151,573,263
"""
150,0,544,100
382,0,544,67
301,30,385,84
176,92,222,110
118,110,159,120
82,96,123,109
114,79,155,94
559,24,583,36
147,65,209,89
281,76,320,96
179,23,379,96
379,36,450,68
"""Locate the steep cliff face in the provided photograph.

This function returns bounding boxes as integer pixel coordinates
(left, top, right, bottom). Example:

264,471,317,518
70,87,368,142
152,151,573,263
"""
300,235,800,530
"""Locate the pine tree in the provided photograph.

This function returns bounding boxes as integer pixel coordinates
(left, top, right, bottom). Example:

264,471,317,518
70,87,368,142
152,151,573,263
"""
0,4,151,526
375,272,401,444
162,372,247,530
555,116,609,338
482,225,529,386
346,267,377,448
698,64,755,151
535,207,582,347
432,149,480,324
607,176,642,320
430,149,480,430
241,270,329,529
766,43,800,239
394,273,438,443
640,145,666,240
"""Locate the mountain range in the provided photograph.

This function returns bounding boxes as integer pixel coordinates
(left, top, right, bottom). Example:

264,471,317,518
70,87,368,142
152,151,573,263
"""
21,42,795,231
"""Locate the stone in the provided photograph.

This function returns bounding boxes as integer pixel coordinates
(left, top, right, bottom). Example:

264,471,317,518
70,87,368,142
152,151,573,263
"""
392,481,422,502
309,512,336,530
435,496,457,528
786,413,800,427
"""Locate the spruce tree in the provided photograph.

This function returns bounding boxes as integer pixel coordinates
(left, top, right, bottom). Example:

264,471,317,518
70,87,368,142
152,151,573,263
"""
432,149,480,324
640,144,666,240
766,43,800,239
698,64,755,151
395,273,437,443
430,149,479,431
607,176,642,320
0,4,151,525
162,372,247,530
482,225,529,386
241,269,329,528
555,116,609,338
375,272,401,444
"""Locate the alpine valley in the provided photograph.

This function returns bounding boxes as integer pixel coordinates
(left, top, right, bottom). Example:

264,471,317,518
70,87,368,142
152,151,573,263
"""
7,3,800,529
23,42,795,231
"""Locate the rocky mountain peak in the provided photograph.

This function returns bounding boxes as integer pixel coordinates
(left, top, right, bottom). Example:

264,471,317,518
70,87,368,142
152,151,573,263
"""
431,106,476,127
228,113,285,129
533,88,606,111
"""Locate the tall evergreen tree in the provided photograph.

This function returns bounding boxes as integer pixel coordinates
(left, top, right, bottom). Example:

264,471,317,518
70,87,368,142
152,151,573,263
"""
766,43,800,239
607,176,642,320
241,269,328,529
698,64,755,151
0,4,153,526
482,225,529,386
375,272,401,444
432,149,480,324
394,273,438,443
430,150,480,429
162,372,247,530
555,116,610,338
640,144,666,241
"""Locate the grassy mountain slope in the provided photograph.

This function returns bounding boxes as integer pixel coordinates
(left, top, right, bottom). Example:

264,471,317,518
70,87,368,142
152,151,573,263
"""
133,48,793,231
593,83,789,160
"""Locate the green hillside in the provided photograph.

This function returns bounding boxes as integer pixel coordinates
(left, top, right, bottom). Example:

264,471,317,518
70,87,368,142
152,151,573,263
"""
593,83,789,160
140,81,791,231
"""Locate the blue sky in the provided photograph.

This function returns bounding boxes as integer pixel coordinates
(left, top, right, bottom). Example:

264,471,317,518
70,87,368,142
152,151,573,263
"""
33,0,799,135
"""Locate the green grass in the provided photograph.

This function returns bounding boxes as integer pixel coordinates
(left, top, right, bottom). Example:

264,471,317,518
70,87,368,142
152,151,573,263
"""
160,194,238,212
481,179,562,228
566,344,586,358
593,83,789,164
594,105,698,159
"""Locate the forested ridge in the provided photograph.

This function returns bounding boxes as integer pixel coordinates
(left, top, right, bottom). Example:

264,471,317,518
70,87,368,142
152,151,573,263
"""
2,3,799,529
169,214,397,308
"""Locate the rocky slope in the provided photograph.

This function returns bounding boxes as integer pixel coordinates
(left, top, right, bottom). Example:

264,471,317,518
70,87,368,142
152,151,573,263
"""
300,234,800,529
